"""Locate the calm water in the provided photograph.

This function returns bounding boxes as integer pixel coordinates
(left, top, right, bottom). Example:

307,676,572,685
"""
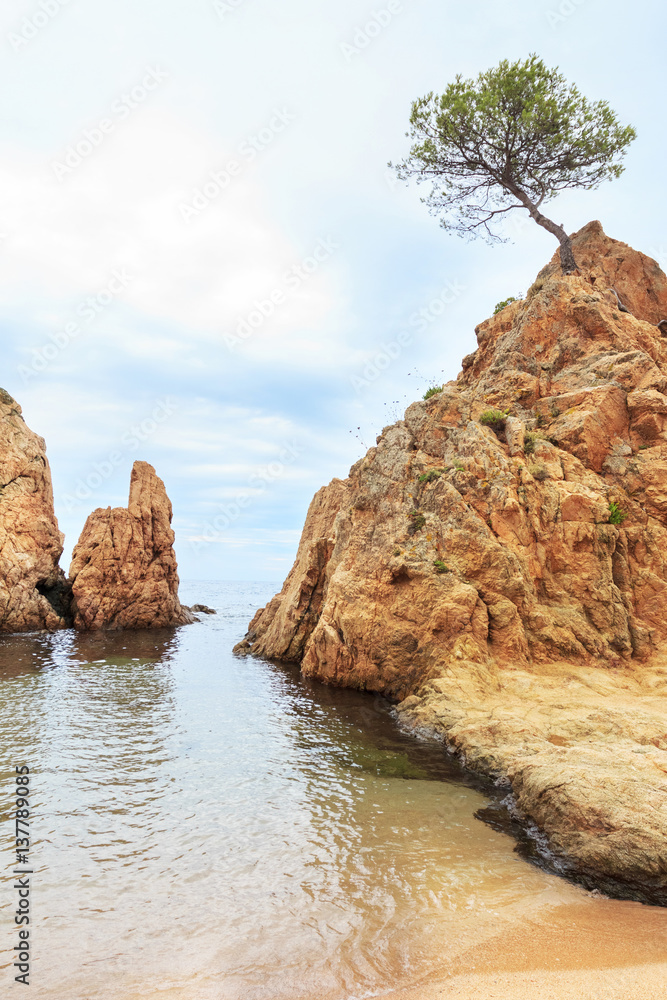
1,582,665,1000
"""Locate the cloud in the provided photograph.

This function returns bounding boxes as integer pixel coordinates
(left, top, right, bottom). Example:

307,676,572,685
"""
0,109,345,373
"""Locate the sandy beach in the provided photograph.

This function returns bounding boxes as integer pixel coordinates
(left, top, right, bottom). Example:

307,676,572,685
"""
382,895,667,1000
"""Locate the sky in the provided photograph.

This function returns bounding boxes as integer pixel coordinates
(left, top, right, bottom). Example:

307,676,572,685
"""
1,0,665,582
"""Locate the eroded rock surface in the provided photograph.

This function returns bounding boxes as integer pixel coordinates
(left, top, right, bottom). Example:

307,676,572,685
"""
70,461,194,630
236,222,667,902
0,389,71,632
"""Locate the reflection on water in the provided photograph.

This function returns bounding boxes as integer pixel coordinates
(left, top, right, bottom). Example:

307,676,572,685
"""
1,582,666,1000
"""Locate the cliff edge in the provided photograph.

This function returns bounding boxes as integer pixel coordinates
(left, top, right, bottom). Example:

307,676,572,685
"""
236,222,667,904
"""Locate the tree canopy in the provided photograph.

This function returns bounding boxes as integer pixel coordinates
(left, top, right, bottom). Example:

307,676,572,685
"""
391,55,637,272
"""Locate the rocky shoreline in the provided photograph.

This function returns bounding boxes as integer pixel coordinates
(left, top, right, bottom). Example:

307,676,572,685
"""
236,222,667,904
395,655,667,905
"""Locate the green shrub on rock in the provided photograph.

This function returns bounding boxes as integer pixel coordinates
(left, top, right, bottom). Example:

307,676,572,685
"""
418,469,443,483
493,296,521,314
608,501,627,525
409,510,426,532
480,408,510,431
528,463,549,481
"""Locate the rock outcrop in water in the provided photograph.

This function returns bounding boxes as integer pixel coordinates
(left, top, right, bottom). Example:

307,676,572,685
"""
0,399,193,634
69,461,194,630
236,222,667,904
0,389,71,632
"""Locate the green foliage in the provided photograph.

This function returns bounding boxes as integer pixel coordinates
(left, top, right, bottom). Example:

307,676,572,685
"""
392,548,402,556
535,412,547,428
418,469,443,483
409,510,426,532
390,54,636,244
452,461,465,471
423,385,443,400
494,296,521,314
528,463,549,481
479,408,509,429
433,559,450,574
550,405,561,418
523,430,547,454
608,501,627,525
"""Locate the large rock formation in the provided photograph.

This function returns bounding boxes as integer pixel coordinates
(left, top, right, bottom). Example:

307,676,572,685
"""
0,389,71,632
69,460,194,629
237,222,667,903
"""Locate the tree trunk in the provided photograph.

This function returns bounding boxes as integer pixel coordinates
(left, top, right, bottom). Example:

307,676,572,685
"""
508,186,577,274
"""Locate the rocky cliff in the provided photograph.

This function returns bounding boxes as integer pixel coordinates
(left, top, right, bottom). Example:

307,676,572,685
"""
0,389,71,632
236,222,667,904
69,461,194,630
0,394,193,635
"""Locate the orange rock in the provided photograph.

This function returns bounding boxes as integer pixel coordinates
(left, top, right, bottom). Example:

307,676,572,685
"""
69,461,193,630
241,223,667,681
237,223,667,901
0,389,71,632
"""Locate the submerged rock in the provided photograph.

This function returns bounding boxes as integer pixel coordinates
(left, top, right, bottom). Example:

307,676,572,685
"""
237,222,667,903
0,389,71,632
70,460,194,630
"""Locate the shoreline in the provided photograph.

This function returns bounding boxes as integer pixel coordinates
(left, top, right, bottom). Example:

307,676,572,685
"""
396,655,667,907
380,891,667,1000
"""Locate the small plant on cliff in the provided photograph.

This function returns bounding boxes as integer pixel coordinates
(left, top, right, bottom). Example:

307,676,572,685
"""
390,55,636,273
523,430,547,454
418,469,443,484
494,296,521,314
480,408,509,431
433,559,451,573
408,510,426,533
608,501,627,525
423,385,443,400
528,463,549,481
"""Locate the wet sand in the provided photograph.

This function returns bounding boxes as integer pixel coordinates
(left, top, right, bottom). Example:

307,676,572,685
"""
384,965,667,1000
382,894,667,1000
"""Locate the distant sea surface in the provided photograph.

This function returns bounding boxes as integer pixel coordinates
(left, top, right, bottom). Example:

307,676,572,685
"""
1,582,666,1000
